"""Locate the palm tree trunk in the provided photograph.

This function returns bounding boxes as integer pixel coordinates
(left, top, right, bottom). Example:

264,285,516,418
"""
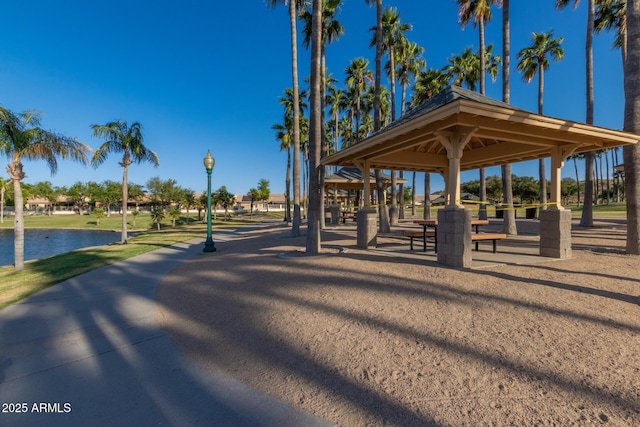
289,0,302,237
285,146,291,223
605,150,611,205
477,15,488,220
121,165,129,244
372,0,390,233
501,0,517,235
12,177,25,270
624,0,640,253
581,0,596,227
424,173,431,220
306,0,322,254
538,68,547,211
573,157,581,207
411,172,416,216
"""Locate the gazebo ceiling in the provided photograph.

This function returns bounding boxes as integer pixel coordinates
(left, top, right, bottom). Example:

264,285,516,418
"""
324,167,406,190
322,86,639,173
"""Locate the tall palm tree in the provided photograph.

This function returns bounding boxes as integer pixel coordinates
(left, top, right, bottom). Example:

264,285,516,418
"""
301,0,343,229
266,0,304,237
623,0,640,253
457,0,501,94
500,0,517,235
365,0,391,233
306,0,323,254
273,120,292,222
396,39,426,114
91,120,159,244
444,48,479,90
411,68,448,106
0,107,90,270
0,177,7,223
556,0,596,226
517,30,564,212
594,0,627,66
395,38,425,220
457,0,501,220
326,84,344,160
345,57,374,138
372,7,411,122
373,6,411,224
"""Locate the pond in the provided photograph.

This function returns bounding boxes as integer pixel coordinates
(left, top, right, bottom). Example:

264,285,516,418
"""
0,228,121,267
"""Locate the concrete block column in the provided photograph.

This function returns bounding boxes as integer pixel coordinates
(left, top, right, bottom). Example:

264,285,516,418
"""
357,207,377,248
330,205,340,226
437,207,472,268
539,209,572,258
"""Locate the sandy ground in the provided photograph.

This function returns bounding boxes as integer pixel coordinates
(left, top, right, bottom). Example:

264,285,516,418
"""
156,218,640,426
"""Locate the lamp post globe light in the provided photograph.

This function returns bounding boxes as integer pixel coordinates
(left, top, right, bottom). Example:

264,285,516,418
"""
203,150,216,252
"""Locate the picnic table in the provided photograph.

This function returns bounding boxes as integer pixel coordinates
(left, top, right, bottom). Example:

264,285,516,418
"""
341,210,358,223
411,219,490,252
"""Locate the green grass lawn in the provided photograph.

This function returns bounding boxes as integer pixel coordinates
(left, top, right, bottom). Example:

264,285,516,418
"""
0,212,280,309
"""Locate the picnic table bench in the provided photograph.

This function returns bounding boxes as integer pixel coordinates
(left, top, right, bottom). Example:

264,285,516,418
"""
341,210,358,223
401,229,436,251
471,233,508,253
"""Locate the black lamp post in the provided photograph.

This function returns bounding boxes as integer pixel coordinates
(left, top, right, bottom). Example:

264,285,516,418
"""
203,150,216,252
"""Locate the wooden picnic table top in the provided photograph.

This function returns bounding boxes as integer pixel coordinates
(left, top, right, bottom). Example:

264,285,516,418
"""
413,219,490,227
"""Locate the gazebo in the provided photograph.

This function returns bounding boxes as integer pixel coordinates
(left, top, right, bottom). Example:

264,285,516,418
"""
322,86,639,268
324,167,406,205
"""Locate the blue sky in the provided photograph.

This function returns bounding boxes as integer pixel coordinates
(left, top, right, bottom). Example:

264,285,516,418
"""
0,0,623,196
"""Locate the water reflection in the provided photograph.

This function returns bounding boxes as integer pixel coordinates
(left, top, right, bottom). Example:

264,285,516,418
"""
0,229,120,267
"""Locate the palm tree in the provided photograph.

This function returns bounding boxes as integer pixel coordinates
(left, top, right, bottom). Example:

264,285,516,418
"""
274,121,292,222
0,107,90,270
500,0,517,235
373,7,411,122
0,177,7,223
326,84,344,158
395,38,425,219
411,68,448,106
457,0,501,220
266,0,304,237
556,0,596,226
594,0,627,67
444,48,479,90
91,120,159,244
373,6,411,224
517,30,564,213
305,0,323,254
457,0,501,94
345,58,374,138
623,0,640,253
301,0,344,229
396,39,426,114
366,0,391,233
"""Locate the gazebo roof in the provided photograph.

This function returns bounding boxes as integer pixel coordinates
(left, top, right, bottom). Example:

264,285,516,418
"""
324,167,405,190
322,86,639,173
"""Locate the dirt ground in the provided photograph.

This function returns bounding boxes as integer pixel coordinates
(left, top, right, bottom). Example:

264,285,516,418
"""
156,218,640,426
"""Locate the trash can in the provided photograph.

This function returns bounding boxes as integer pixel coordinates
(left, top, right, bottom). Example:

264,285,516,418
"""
525,207,537,219
495,207,504,219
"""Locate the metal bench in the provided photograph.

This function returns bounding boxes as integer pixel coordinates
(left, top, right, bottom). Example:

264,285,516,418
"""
471,233,507,253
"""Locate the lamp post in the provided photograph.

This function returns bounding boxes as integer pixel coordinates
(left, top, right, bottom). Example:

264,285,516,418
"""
203,150,216,252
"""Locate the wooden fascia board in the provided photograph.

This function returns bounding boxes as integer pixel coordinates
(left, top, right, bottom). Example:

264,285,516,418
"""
458,100,640,146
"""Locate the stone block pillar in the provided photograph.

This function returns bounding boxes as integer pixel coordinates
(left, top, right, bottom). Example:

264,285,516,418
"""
357,207,377,248
437,207,472,268
330,205,340,226
539,209,572,258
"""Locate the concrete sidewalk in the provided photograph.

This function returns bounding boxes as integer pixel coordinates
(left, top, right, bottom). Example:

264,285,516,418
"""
0,236,333,427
